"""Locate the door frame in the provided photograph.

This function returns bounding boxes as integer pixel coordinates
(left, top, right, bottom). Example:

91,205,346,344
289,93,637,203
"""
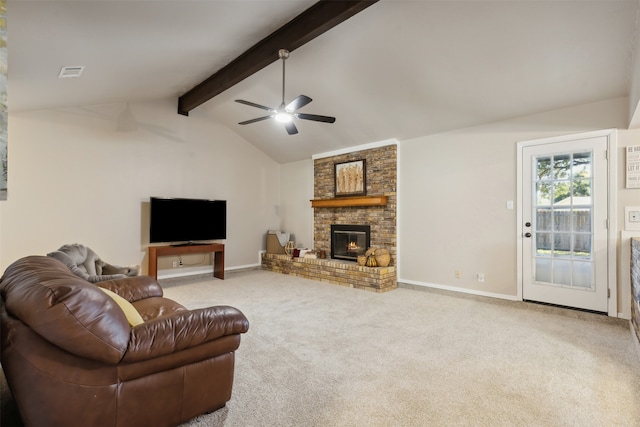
516,129,618,317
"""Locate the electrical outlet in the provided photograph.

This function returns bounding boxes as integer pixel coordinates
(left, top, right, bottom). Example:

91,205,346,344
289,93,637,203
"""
455,270,462,279
477,273,485,282
172,261,178,268
625,206,640,230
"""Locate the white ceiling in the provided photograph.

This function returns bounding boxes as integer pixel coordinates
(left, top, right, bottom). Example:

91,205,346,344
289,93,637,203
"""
8,0,640,163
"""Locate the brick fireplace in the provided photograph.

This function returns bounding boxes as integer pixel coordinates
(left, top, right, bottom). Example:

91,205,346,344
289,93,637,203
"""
262,142,398,292
313,143,397,266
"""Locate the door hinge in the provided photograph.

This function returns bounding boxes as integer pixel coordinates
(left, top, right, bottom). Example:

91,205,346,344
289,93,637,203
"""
604,149,608,160
607,288,611,298
605,218,609,229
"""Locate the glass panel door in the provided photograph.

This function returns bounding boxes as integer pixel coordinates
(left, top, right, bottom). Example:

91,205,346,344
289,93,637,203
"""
533,152,593,289
521,135,609,313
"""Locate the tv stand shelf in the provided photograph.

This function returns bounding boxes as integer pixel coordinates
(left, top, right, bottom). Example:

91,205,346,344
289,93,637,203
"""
148,243,224,280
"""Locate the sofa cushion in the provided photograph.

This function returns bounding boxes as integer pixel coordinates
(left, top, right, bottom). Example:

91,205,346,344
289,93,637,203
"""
0,256,130,364
99,287,145,326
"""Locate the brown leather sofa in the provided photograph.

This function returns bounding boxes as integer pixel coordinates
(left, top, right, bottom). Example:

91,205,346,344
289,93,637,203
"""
0,256,249,427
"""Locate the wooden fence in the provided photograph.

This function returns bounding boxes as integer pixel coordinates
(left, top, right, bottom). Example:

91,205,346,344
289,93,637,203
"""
536,210,591,253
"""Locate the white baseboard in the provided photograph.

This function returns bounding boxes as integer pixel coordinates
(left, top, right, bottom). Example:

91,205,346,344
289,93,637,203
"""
157,253,265,279
399,278,520,301
157,266,213,280
227,262,261,272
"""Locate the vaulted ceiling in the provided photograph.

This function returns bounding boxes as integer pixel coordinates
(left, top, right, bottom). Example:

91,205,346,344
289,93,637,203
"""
9,0,640,163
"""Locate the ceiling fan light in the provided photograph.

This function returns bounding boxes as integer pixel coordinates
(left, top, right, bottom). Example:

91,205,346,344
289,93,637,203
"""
275,112,292,123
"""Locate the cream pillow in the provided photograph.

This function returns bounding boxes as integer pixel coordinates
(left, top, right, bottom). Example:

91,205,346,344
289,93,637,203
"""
98,287,144,326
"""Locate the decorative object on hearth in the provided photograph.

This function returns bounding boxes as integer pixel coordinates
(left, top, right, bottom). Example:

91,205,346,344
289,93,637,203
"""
374,248,391,267
335,159,366,197
267,230,290,255
292,248,312,259
285,240,295,255
357,255,367,266
365,249,378,267
235,49,336,135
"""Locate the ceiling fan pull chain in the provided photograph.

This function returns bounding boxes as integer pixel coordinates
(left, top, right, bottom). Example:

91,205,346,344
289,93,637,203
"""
279,49,288,107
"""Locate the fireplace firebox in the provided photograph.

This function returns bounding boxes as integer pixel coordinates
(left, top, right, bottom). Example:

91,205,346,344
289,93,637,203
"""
331,224,370,261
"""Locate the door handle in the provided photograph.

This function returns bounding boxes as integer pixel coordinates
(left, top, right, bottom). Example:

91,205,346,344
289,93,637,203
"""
524,232,532,238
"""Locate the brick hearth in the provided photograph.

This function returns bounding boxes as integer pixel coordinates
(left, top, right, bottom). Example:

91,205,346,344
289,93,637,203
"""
262,253,397,292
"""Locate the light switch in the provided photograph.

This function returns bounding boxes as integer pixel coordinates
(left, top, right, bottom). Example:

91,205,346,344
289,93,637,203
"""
506,200,514,210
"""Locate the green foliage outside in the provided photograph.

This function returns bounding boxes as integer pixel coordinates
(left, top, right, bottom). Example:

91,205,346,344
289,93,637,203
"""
536,154,591,204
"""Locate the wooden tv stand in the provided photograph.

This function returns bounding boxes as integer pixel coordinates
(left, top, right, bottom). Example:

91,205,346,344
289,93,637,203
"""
148,243,224,280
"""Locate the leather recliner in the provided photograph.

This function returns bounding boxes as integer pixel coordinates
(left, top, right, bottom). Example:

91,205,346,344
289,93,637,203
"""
0,255,249,427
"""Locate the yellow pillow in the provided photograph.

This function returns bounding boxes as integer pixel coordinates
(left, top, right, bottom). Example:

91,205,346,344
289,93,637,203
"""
99,287,144,326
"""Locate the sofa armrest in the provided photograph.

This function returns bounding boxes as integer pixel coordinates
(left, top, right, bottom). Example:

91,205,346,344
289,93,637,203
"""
97,275,163,302
122,306,249,363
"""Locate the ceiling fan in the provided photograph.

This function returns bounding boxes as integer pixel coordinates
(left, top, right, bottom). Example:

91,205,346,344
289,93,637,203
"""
235,49,336,135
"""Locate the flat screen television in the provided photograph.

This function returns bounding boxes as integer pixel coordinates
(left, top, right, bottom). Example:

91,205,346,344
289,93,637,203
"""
149,197,226,244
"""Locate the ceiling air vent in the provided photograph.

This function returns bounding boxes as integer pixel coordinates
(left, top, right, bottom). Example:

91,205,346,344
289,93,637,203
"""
58,66,85,78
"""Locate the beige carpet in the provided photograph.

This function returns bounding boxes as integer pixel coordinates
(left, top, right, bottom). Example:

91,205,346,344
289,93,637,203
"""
3,269,640,426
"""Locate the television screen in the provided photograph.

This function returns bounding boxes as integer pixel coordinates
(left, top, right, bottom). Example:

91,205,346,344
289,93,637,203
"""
150,197,226,244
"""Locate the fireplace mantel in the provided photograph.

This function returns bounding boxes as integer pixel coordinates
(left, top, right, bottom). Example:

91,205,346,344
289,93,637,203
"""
310,195,387,208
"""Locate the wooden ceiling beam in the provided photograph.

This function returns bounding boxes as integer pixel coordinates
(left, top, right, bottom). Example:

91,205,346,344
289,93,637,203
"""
177,0,379,116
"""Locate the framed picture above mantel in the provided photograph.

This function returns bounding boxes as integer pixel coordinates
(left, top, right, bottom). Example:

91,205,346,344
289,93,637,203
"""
335,159,365,197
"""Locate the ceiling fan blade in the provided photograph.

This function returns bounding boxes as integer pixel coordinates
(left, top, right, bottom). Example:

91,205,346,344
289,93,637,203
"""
284,122,298,135
286,95,312,112
297,113,336,123
235,99,275,112
238,115,272,125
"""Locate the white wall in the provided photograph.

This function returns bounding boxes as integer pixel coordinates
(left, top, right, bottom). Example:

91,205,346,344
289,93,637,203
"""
279,159,314,248
628,17,640,129
399,97,638,316
0,99,281,273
